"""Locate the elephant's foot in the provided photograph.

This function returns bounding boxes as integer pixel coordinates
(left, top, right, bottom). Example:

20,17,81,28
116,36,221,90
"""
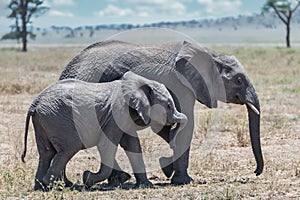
35,177,73,191
171,171,193,185
60,170,74,188
34,179,48,191
42,173,73,189
134,179,153,189
82,170,96,188
64,177,74,188
159,156,174,178
107,169,131,187
42,173,58,188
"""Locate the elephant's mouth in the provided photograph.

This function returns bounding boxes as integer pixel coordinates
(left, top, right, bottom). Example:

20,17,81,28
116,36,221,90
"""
235,93,245,105
236,93,260,115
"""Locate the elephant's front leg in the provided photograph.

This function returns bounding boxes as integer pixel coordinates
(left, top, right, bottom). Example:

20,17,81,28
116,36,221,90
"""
107,160,131,187
155,100,195,185
151,121,194,185
149,124,175,178
120,133,153,188
83,129,121,188
170,105,194,185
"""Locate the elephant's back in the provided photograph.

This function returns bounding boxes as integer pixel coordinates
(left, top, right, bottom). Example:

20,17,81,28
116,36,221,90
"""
59,40,140,81
34,79,118,113
59,40,182,82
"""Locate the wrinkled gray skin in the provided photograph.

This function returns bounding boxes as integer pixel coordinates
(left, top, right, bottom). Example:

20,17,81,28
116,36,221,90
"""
59,40,264,185
21,72,187,190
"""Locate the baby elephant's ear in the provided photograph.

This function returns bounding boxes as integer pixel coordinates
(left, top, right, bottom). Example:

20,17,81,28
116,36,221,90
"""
125,87,151,126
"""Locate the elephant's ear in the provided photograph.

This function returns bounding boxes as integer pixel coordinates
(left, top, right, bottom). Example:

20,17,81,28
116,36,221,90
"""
122,75,151,126
175,41,218,108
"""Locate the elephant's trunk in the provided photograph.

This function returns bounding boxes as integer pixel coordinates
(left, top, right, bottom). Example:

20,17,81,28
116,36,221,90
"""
171,111,188,125
169,111,187,149
245,87,264,175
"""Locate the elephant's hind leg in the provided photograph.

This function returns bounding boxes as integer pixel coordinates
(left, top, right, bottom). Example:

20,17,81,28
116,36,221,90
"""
42,143,81,188
34,125,56,191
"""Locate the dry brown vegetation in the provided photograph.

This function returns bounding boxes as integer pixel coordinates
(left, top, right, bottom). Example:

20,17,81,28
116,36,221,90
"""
0,45,299,199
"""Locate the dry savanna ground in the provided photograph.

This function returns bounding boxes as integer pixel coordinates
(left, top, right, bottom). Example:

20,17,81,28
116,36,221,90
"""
0,45,299,199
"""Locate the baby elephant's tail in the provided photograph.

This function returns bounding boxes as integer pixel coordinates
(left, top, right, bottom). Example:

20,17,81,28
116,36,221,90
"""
21,111,34,163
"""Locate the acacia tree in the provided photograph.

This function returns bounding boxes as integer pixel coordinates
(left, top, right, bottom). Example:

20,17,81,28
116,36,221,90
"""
263,0,300,48
2,0,48,51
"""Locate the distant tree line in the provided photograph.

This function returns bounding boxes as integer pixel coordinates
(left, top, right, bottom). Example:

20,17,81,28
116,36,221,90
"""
2,0,300,49
42,11,300,39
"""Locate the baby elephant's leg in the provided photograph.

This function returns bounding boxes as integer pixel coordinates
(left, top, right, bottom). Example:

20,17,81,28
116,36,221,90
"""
33,124,56,191
34,143,56,191
41,136,82,188
42,148,79,188
83,140,119,188
120,133,153,188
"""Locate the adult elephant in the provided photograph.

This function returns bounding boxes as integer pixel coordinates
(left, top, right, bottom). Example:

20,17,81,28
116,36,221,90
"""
59,40,263,185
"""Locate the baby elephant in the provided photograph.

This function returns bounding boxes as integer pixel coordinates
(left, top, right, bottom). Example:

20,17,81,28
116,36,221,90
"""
21,71,187,190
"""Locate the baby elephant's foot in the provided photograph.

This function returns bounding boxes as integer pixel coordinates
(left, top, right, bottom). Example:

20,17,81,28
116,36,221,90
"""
64,178,74,188
83,170,95,188
42,174,59,190
34,179,48,191
107,169,131,187
134,179,153,189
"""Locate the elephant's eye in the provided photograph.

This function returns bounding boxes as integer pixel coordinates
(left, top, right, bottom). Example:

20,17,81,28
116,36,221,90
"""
235,76,243,85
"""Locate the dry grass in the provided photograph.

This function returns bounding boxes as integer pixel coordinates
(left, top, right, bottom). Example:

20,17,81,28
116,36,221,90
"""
0,46,81,94
0,45,299,199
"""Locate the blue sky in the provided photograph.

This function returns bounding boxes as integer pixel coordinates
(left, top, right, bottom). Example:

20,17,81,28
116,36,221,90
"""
0,0,265,31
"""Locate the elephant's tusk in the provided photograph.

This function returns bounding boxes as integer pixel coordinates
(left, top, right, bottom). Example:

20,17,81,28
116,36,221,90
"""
169,123,179,149
246,103,260,115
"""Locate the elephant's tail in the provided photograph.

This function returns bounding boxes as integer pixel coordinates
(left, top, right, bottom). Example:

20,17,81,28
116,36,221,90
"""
21,111,34,163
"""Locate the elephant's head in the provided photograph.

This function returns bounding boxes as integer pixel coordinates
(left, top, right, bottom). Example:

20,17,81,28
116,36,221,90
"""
121,71,187,135
175,41,263,175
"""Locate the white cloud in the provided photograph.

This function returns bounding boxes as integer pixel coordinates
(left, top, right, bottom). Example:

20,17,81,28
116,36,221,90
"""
95,5,133,17
149,0,169,4
136,1,186,16
197,0,212,4
48,10,74,17
138,12,150,17
95,1,188,23
124,0,169,4
52,0,75,6
42,0,75,20
197,0,242,16
97,1,196,20
169,2,186,13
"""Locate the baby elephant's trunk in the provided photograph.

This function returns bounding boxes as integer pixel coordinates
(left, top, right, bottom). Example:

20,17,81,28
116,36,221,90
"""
171,111,188,125
169,111,187,149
